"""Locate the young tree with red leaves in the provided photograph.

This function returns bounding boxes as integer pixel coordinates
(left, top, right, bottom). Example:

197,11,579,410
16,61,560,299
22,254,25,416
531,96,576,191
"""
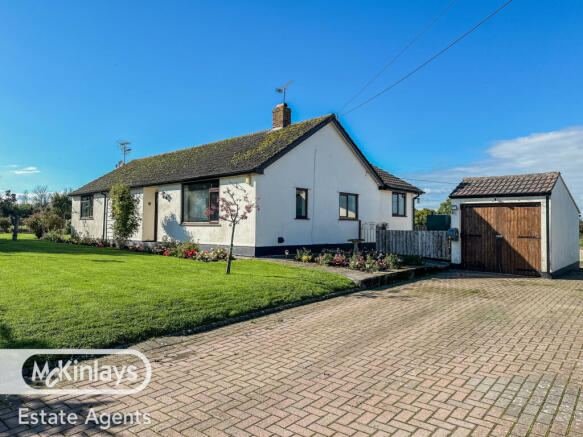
206,184,259,274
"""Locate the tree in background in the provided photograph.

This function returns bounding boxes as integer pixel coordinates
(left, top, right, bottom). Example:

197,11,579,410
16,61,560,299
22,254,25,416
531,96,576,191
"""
0,191,32,240
21,190,29,204
0,217,11,233
50,190,72,219
110,184,141,247
438,198,452,215
206,184,259,274
414,208,436,228
32,185,50,210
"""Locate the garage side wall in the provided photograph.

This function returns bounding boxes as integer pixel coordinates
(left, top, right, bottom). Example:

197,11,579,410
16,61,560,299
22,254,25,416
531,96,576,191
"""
550,178,580,273
450,196,549,273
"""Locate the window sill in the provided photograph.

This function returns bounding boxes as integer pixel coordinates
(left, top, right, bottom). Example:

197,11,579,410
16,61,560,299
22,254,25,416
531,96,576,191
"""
392,214,407,218
80,217,94,220
339,217,358,221
181,222,221,227
295,217,309,220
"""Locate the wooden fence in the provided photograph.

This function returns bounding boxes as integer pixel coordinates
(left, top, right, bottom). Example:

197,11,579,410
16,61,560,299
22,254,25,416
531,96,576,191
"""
376,229,450,261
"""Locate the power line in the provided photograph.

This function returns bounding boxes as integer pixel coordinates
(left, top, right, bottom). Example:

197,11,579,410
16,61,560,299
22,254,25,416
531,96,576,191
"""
340,0,515,117
339,0,458,113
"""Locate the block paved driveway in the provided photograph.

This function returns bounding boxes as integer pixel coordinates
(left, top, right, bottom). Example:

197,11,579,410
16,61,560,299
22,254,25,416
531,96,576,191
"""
2,270,583,436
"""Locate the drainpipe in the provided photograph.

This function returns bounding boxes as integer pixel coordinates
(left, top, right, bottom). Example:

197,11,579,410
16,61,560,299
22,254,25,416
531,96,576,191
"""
102,192,108,240
412,194,420,229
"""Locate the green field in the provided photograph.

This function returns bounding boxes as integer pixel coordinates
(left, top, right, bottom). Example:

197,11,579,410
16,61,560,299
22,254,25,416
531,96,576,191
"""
0,234,353,348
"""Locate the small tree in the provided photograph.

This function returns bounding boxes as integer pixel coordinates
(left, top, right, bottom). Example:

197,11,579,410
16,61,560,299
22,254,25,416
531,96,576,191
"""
32,185,50,210
0,191,32,240
50,191,72,219
109,184,141,247
414,208,436,228
438,198,452,215
24,210,65,238
206,184,259,274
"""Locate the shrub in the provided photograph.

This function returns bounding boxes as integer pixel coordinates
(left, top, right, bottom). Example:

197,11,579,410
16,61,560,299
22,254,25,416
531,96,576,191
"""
318,252,333,266
42,230,67,243
64,219,72,235
330,253,347,267
209,247,229,261
401,255,424,266
178,242,200,257
110,184,141,247
0,217,10,233
348,254,363,270
384,253,401,270
363,255,380,272
24,211,65,239
295,248,313,263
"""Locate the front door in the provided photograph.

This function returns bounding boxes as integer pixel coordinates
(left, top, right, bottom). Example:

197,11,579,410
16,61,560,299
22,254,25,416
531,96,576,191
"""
153,191,159,242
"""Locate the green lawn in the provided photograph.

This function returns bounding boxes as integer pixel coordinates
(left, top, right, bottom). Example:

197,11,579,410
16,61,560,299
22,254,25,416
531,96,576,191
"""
0,234,353,349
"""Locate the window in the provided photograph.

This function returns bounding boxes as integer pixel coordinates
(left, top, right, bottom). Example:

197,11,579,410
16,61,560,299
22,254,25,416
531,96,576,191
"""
296,188,308,219
182,180,219,223
80,195,93,219
392,193,406,217
339,193,358,220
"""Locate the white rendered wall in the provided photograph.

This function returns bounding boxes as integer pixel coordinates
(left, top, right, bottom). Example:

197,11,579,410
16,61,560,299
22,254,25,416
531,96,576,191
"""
549,177,580,272
71,194,107,239
155,175,256,248
255,123,414,248
71,190,143,241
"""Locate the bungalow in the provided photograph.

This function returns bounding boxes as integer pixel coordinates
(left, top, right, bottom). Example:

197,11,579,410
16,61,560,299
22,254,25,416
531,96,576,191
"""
70,104,422,255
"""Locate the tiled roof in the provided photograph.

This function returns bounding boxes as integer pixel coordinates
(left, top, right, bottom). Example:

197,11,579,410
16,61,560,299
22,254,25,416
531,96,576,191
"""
70,115,334,196
449,172,560,198
372,166,423,194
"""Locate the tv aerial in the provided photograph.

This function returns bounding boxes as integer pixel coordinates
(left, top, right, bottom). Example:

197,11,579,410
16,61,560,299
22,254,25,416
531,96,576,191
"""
275,80,293,104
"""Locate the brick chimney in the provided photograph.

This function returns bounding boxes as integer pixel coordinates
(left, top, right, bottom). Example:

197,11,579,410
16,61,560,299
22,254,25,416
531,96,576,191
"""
272,103,291,129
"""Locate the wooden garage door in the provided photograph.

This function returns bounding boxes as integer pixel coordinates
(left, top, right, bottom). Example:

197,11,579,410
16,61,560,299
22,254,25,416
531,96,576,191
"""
461,203,542,276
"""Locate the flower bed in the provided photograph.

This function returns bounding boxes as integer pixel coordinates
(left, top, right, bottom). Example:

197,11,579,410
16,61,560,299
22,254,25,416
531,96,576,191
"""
294,248,423,273
41,232,232,262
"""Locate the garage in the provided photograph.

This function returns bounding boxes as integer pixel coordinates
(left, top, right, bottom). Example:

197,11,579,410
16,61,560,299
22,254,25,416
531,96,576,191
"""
449,172,580,277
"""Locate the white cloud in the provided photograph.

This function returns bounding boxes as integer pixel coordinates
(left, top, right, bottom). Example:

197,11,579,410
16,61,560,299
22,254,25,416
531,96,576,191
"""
406,126,583,210
11,166,40,175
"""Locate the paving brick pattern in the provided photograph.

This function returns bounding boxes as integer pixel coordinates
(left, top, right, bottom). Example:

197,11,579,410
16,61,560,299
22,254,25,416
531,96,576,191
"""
2,270,583,436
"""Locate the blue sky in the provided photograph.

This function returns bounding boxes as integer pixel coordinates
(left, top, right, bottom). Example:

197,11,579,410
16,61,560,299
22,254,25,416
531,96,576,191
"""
1,0,582,209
